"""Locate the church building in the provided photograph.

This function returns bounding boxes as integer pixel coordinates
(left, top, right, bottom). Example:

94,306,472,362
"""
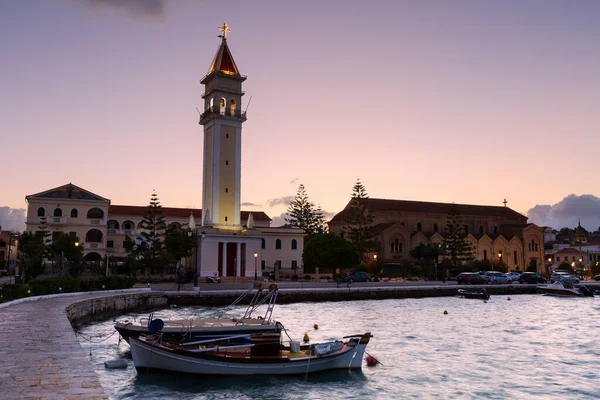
329,198,546,273
24,25,305,281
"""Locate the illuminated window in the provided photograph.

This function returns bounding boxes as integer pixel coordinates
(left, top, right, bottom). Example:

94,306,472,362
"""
219,97,226,115
209,98,214,110
230,99,236,116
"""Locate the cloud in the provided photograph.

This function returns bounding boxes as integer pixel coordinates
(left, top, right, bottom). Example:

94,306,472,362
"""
0,207,26,232
527,194,600,231
266,196,294,208
241,202,261,208
321,210,337,221
82,0,166,18
270,212,289,228
290,178,299,185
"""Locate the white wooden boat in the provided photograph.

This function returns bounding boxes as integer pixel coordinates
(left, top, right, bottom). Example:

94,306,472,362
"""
115,283,281,343
130,332,373,375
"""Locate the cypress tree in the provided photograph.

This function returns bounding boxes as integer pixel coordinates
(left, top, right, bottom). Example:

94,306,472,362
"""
285,184,325,237
343,179,379,261
139,191,167,274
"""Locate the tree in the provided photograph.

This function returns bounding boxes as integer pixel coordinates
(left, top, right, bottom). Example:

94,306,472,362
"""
441,209,474,269
51,233,84,276
410,243,441,279
303,233,359,274
18,231,46,280
164,224,195,277
139,192,167,274
285,184,325,237
343,179,379,261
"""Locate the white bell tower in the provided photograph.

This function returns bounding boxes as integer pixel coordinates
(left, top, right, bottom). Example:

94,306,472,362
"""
199,23,246,227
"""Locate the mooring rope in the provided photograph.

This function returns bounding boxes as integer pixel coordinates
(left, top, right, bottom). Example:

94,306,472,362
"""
74,329,118,344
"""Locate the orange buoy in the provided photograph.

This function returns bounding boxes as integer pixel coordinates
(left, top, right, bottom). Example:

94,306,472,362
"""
366,355,379,367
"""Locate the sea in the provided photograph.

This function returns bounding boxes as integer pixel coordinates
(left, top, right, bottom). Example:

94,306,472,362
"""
77,294,600,399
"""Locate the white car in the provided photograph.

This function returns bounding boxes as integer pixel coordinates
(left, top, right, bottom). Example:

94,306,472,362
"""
484,271,512,284
506,272,521,282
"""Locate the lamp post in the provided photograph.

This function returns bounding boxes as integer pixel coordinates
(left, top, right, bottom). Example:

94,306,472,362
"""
254,252,258,281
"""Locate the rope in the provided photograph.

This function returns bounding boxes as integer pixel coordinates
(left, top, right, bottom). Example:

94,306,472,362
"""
74,329,118,344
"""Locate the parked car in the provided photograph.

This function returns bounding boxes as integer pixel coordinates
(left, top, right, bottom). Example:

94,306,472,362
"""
483,271,512,284
518,272,547,284
595,273,600,281
342,271,371,283
456,272,488,285
550,272,579,284
506,272,521,282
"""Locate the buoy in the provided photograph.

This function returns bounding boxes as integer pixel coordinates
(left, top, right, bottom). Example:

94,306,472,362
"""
104,358,128,369
303,332,310,342
313,324,319,330
366,355,378,367
443,310,448,315
507,297,511,301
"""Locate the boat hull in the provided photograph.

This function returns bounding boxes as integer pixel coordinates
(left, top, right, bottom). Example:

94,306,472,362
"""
129,336,369,375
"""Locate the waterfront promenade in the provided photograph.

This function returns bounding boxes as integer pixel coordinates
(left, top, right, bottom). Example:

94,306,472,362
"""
0,280,595,399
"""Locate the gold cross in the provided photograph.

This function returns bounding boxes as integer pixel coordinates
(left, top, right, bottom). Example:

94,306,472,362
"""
503,199,507,207
218,23,231,38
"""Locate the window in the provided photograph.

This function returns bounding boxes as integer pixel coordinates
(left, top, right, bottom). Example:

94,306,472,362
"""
37,207,45,217
514,251,517,264
557,256,560,261
483,250,488,260
433,223,438,233
219,97,226,115
572,256,575,261
276,239,282,249
106,240,114,248
53,208,62,217
226,133,229,138
230,99,236,116
479,225,484,234
417,223,422,232
261,260,266,270
226,160,229,165
493,226,498,235
292,260,298,270
225,216,228,222
71,209,78,218
391,238,402,252
277,260,282,270
69,232,76,237
534,244,538,251
225,188,228,193
123,222,132,230
291,239,297,250
261,239,266,249
122,241,127,248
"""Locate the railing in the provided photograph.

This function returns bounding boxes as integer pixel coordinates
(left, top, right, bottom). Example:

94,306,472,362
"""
88,219,105,225
106,248,126,254
106,229,136,235
202,87,245,98
84,242,105,250
200,106,247,122
48,216,67,224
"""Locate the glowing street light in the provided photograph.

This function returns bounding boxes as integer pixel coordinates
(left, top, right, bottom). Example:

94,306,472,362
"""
254,252,258,281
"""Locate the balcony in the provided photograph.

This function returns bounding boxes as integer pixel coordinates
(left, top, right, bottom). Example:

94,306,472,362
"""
200,106,247,124
48,216,67,225
107,229,136,235
88,218,106,225
84,242,105,250
106,248,126,254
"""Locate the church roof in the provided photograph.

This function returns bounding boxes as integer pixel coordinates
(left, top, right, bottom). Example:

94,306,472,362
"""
330,198,527,224
555,247,582,255
26,183,110,202
207,38,240,76
108,205,271,222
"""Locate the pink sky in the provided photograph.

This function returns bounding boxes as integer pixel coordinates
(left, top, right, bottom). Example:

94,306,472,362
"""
1,0,599,226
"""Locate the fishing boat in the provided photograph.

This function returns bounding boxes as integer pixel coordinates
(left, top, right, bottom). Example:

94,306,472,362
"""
129,331,373,375
458,288,490,300
537,281,594,297
115,283,282,343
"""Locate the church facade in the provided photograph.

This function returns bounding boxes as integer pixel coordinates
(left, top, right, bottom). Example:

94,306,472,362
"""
329,198,546,273
24,25,305,280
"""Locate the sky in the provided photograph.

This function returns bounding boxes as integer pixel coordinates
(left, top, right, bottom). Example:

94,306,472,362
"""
1,0,600,232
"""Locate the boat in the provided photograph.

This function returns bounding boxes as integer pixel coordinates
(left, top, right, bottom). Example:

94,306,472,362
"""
458,288,490,300
129,331,373,375
115,283,282,343
537,281,594,297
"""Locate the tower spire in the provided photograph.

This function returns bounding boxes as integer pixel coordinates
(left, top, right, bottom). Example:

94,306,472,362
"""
206,23,240,76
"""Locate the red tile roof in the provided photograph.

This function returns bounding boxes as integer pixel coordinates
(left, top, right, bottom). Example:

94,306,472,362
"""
108,205,271,221
330,198,527,224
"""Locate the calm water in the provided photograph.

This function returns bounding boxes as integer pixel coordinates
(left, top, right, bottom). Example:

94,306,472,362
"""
77,294,600,399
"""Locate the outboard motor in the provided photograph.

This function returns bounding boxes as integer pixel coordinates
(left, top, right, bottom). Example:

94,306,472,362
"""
579,286,594,297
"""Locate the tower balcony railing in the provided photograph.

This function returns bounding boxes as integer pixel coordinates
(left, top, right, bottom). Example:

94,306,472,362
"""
202,87,245,98
200,106,247,123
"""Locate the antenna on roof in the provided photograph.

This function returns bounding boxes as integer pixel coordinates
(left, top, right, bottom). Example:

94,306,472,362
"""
244,96,252,113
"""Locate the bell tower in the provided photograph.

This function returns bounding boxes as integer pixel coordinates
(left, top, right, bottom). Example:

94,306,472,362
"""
199,23,246,227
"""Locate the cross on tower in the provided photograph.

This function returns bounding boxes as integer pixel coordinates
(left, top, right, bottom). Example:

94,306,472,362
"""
218,23,231,38
503,199,508,207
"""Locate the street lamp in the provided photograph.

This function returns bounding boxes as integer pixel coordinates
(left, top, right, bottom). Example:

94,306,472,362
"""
254,252,258,281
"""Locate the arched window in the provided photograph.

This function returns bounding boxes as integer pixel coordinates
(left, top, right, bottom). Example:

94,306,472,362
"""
123,222,132,230
107,220,120,229
85,229,103,243
483,250,488,260
219,97,226,115
417,223,422,232
479,225,484,234
291,239,297,250
275,239,282,250
394,238,399,252
230,99,236,116
209,98,214,110
534,243,538,251
70,208,78,218
87,208,104,219
37,207,45,217
433,223,438,233
261,239,266,249
514,251,518,264
53,208,62,217
493,226,498,235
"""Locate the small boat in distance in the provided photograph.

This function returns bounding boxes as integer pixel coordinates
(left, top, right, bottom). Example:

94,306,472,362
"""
129,331,373,375
115,283,281,343
537,281,594,297
458,288,490,300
